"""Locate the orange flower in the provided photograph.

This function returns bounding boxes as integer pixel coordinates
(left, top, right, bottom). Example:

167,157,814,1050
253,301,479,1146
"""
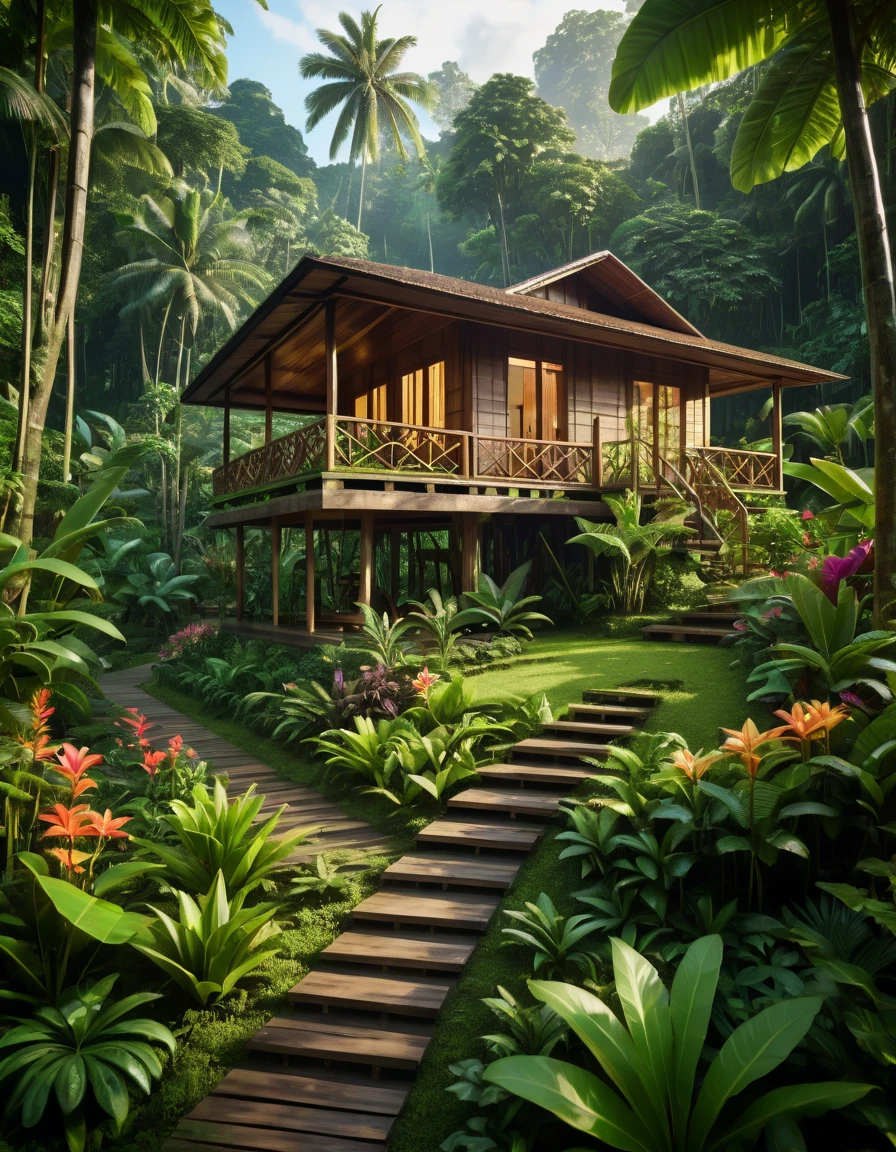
773,699,850,757
142,749,167,778
84,809,131,840
52,744,102,798
720,718,789,776
29,688,55,727
38,803,95,844
168,735,184,758
412,667,441,697
116,709,154,746
671,748,724,782
48,847,92,875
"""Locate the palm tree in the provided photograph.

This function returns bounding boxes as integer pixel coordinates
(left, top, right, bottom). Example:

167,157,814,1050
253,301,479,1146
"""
12,0,242,549
411,152,441,272
299,6,433,232
110,182,269,558
608,0,896,625
785,158,851,303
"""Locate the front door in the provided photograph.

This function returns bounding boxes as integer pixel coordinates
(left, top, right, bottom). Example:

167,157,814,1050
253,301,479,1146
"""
508,357,563,440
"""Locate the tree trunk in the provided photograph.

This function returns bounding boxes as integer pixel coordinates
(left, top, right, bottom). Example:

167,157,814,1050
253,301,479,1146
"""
357,152,367,232
14,0,96,544
827,0,896,626
426,210,434,273
677,92,701,209
61,310,75,481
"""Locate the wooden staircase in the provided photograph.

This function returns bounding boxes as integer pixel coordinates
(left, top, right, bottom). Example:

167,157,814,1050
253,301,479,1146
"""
642,600,740,645
164,687,659,1151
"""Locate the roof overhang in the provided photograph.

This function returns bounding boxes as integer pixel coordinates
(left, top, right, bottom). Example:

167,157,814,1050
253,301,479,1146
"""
182,256,848,408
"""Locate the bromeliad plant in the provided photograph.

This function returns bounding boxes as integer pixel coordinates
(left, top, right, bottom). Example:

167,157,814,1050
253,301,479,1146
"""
452,561,551,638
0,974,176,1152
483,935,873,1151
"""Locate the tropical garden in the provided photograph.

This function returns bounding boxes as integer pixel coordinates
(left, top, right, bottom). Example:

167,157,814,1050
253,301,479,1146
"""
1,0,896,1148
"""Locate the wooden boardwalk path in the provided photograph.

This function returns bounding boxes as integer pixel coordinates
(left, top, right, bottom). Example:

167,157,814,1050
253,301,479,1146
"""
102,666,656,1151
99,665,393,860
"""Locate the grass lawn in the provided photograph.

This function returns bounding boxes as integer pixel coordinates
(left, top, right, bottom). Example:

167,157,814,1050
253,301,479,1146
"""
469,627,767,750
389,630,762,1152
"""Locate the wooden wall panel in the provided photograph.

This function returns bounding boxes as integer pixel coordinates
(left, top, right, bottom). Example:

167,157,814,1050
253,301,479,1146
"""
471,326,509,437
567,344,626,445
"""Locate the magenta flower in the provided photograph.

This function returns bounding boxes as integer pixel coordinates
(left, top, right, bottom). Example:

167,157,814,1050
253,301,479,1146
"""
761,606,783,619
821,539,874,602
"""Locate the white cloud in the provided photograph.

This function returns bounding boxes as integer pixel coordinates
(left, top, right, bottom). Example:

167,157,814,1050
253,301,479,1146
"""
256,7,316,51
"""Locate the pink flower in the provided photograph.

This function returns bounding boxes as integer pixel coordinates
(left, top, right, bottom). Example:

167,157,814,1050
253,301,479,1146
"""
801,510,815,520
412,667,441,697
761,606,783,619
821,540,874,602
733,619,748,631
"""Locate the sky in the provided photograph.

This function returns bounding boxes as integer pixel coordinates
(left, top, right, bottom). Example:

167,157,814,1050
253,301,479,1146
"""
215,0,652,166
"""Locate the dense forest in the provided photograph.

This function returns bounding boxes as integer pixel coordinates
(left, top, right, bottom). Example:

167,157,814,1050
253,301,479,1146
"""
0,2,885,543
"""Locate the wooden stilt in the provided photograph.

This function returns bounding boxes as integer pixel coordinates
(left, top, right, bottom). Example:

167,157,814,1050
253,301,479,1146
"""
359,512,374,606
223,386,231,468
271,518,281,628
461,514,479,593
235,525,244,622
771,378,783,490
264,357,273,444
305,513,315,634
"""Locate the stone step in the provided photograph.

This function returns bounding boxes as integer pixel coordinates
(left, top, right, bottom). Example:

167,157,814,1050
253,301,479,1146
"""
447,786,568,819
288,970,452,1018
383,851,521,889
477,762,595,786
320,930,478,973
582,687,660,707
542,718,635,739
416,818,543,852
512,737,610,761
352,889,501,931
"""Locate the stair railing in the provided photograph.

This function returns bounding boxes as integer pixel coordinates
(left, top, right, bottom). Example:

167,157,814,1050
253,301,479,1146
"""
682,448,751,575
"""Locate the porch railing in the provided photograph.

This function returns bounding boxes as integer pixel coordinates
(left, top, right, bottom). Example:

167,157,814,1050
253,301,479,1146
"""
212,414,781,499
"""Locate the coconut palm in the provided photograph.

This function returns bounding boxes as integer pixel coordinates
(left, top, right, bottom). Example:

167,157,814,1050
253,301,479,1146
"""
299,6,433,231
411,152,441,272
608,0,896,624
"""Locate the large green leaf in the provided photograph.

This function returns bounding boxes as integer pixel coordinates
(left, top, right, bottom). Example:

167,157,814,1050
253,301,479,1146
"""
609,0,792,113
707,1081,873,1150
731,40,840,192
22,610,125,642
688,996,822,1149
34,875,147,945
786,573,840,657
670,935,722,1142
50,443,149,560
483,1055,654,1152
0,559,99,593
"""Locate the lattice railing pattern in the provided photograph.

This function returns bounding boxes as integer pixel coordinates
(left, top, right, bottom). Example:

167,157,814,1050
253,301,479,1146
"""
684,448,750,571
213,419,327,496
692,446,777,489
333,417,467,474
475,435,592,485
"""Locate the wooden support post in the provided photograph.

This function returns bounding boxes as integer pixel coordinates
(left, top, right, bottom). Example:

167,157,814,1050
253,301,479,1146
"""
264,358,273,444
461,513,479,593
771,378,783,491
223,386,231,468
271,518,280,628
325,300,337,471
235,525,244,622
592,416,602,488
359,512,374,606
305,513,315,634
651,382,660,490
390,526,400,604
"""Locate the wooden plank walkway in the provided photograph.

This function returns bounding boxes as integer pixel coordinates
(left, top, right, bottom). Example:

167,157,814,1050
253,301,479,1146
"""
99,665,657,1151
99,666,393,861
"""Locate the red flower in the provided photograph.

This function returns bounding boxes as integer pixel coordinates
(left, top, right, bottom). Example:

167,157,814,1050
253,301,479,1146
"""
84,809,131,839
38,803,94,844
30,688,55,726
142,749,167,778
801,510,815,520
168,735,184,758
116,709,155,746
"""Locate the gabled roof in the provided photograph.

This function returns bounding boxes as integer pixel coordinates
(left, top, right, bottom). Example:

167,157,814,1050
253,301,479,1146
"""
507,251,702,337
182,254,847,408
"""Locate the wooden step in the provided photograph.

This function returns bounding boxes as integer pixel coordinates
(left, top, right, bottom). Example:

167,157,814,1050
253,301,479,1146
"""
477,762,595,786
211,1066,409,1115
566,702,651,722
352,890,500,931
582,687,660,707
641,624,733,643
289,970,452,1018
173,1116,384,1151
542,719,635,739
447,787,569,819
678,611,740,625
512,737,610,761
248,1014,431,1071
321,930,477,973
384,852,521,889
187,1096,392,1141
416,818,543,852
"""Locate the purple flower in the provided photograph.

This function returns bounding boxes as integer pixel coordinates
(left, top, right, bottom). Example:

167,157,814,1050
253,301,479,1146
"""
333,668,344,690
839,690,869,713
821,539,874,602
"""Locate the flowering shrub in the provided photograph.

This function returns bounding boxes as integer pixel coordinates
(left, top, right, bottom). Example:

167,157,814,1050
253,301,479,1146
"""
158,621,219,661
